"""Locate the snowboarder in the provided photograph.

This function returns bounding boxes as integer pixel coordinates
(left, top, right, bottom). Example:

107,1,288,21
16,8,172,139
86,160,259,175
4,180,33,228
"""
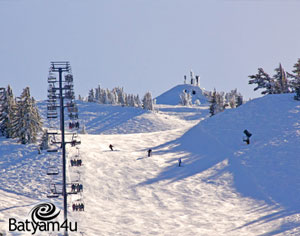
147,149,152,157
109,144,114,151
243,129,252,145
178,158,182,167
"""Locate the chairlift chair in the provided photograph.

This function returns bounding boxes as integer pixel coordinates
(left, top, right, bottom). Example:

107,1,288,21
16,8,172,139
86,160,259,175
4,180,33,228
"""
47,148,59,152
69,113,79,119
50,182,62,192
48,94,57,99
47,105,57,111
72,196,85,212
48,74,56,83
65,74,73,83
65,91,75,100
47,166,59,175
47,98,57,103
47,87,57,93
47,182,61,198
64,84,73,90
47,111,58,118
47,114,58,119
67,182,82,194
47,193,59,198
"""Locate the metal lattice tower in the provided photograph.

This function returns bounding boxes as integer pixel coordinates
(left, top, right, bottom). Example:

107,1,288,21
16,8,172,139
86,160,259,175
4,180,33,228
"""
46,61,81,236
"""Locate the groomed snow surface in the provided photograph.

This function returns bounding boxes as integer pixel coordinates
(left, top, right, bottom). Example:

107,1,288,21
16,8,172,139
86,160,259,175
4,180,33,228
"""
1,94,300,235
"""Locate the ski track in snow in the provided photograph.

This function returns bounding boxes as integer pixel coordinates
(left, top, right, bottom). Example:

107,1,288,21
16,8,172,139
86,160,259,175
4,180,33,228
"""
1,94,300,235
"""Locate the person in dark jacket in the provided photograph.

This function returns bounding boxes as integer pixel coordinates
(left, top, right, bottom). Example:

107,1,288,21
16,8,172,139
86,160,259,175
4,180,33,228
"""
178,158,182,167
147,149,152,157
109,144,114,151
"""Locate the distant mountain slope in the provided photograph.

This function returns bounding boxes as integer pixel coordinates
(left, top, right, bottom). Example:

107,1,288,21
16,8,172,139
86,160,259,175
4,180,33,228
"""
155,84,207,105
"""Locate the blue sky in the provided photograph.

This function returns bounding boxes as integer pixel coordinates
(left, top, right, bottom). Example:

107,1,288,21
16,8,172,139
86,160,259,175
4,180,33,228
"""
1,0,300,100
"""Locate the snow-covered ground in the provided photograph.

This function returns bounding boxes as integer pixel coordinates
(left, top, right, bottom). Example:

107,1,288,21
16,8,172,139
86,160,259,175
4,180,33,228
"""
1,94,300,235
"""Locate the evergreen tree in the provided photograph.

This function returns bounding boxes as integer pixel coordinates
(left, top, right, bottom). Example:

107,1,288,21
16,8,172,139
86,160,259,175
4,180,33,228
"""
103,89,109,104
248,68,276,94
236,94,243,107
209,89,217,116
11,87,42,144
87,89,95,102
134,95,142,107
40,129,49,150
95,85,100,102
142,92,154,111
249,64,291,94
273,63,289,93
287,59,300,100
225,89,236,108
180,90,192,106
216,92,225,113
0,85,16,138
78,94,84,101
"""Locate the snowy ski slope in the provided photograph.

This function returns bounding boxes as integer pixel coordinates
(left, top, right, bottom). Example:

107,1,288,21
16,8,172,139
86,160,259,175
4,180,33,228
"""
1,94,300,235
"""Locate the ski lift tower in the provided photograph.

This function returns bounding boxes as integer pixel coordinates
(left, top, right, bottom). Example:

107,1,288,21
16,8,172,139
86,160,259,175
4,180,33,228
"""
48,61,72,236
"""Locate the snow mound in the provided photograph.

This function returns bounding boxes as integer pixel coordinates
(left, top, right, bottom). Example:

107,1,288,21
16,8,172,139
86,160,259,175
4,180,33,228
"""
38,101,208,135
146,93,300,234
155,84,207,105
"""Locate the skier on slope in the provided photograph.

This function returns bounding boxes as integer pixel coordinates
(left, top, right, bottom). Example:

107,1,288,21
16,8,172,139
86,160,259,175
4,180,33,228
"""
147,149,152,157
109,144,114,151
178,158,182,167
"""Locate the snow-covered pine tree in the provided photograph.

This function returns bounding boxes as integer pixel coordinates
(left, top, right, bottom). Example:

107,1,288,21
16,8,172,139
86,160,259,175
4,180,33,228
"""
225,90,236,109
115,87,125,105
249,65,292,95
134,95,142,108
216,92,225,113
0,85,16,138
209,89,217,116
180,90,192,106
287,59,300,100
95,85,101,102
236,93,243,107
273,63,289,93
11,87,42,144
40,129,49,150
127,94,134,107
142,92,154,111
87,89,95,102
0,87,7,136
78,94,84,101
110,90,117,105
248,68,276,94
103,89,110,104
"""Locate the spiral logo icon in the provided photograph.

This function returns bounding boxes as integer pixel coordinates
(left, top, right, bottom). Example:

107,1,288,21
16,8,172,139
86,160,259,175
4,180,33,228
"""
30,203,61,224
